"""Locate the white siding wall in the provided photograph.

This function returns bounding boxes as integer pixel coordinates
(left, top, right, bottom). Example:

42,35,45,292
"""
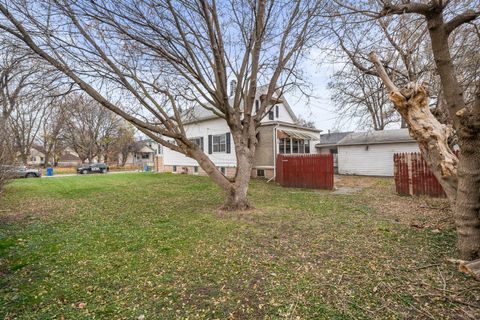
338,142,420,176
264,104,294,123
163,118,237,167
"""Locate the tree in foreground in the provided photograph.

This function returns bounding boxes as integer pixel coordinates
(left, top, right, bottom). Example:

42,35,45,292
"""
0,0,323,210
334,0,479,260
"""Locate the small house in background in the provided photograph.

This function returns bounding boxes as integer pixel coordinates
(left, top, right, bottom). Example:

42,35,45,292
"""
57,152,82,167
315,131,353,173
119,139,162,167
27,146,46,166
337,129,419,176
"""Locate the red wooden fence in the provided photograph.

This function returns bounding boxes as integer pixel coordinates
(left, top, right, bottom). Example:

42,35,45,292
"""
394,152,446,198
276,154,334,190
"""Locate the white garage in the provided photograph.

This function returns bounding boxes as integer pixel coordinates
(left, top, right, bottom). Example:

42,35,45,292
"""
337,129,420,177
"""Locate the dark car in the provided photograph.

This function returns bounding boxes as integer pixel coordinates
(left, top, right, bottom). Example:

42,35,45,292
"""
0,165,42,178
77,163,109,174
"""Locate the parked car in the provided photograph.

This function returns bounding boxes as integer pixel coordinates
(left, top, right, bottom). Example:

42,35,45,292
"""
77,163,109,174
0,165,42,178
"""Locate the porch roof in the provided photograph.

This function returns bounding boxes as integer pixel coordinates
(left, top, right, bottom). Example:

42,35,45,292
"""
277,129,319,140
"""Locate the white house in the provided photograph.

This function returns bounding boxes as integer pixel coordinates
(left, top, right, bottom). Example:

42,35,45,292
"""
119,139,162,167
337,129,420,176
27,146,46,166
161,89,321,178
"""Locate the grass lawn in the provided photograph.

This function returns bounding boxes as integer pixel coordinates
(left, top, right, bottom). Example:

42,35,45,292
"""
0,173,478,319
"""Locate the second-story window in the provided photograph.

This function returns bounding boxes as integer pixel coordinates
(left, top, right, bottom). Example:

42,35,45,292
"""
268,110,274,120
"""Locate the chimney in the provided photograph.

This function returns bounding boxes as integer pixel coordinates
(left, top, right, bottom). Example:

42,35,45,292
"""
230,79,237,97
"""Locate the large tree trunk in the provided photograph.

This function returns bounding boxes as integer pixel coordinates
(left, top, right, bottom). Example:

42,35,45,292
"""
222,150,253,211
454,95,480,259
455,143,480,260
191,140,254,211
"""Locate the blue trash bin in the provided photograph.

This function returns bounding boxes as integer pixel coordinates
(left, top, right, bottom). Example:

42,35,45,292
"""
46,167,53,176
144,165,150,172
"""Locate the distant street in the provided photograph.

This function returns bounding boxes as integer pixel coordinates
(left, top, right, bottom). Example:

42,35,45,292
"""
42,170,144,178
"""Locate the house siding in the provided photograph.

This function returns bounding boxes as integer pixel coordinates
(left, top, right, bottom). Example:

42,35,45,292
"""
254,126,275,167
163,118,237,167
338,142,420,176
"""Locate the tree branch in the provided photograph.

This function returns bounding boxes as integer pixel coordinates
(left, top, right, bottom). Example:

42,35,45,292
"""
368,52,399,93
445,10,480,35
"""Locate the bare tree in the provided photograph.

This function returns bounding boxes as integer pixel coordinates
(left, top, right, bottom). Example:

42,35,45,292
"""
1,37,67,165
114,124,136,167
9,98,48,164
332,0,480,259
0,0,324,210
329,66,400,130
38,96,69,167
0,117,14,194
63,94,121,164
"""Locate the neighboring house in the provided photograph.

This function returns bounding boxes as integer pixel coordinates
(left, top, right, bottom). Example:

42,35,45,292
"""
162,88,321,178
57,152,82,167
27,146,46,166
119,140,161,167
315,131,353,173
337,129,419,176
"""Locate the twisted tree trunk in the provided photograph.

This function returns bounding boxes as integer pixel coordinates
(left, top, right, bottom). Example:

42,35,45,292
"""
370,53,480,260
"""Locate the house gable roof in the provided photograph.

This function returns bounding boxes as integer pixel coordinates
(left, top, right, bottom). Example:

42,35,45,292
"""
132,141,155,153
337,129,415,146
182,85,298,124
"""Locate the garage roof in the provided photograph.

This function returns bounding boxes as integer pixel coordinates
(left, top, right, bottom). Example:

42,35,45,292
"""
337,129,415,146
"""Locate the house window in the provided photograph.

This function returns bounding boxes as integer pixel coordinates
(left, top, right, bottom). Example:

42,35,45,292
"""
268,110,274,120
212,134,226,153
278,138,310,154
30,157,35,162
292,139,299,153
194,166,198,173
172,165,177,172
257,169,265,177
189,137,203,151
275,105,279,118
142,153,150,159
255,100,259,113
220,167,226,174
299,140,305,153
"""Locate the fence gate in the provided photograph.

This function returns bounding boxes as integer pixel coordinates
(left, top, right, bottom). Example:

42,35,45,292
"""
276,154,334,190
394,152,446,198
